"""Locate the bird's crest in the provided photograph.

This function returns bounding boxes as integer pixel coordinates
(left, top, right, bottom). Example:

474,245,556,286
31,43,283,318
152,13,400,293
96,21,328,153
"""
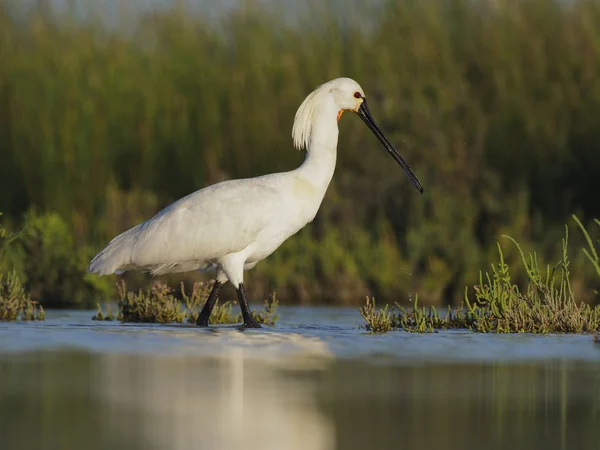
292,88,319,151
292,80,340,151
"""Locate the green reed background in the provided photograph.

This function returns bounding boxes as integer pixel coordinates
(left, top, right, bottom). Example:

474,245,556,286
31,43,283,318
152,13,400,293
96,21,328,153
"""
1,0,599,307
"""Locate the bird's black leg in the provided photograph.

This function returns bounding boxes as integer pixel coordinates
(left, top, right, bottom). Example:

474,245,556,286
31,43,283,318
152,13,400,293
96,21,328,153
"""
236,283,261,328
196,280,222,327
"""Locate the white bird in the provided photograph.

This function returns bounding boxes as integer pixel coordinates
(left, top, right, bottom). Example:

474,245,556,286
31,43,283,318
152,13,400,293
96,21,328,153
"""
88,77,423,328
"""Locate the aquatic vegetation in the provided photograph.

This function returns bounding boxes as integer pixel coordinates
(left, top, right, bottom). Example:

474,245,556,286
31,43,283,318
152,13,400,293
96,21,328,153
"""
0,271,45,321
181,280,244,325
359,298,393,333
464,230,600,333
92,303,116,321
117,280,187,323
116,280,279,326
392,296,472,333
363,227,600,334
251,293,279,326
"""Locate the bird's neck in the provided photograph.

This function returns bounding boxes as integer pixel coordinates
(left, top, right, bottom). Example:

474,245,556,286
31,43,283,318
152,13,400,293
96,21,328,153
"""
295,100,339,192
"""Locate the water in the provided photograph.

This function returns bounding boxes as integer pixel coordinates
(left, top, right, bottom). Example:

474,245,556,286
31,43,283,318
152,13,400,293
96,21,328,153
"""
1,306,600,450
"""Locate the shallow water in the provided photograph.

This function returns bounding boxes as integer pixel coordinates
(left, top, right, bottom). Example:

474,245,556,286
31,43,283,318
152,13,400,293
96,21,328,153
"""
1,306,600,450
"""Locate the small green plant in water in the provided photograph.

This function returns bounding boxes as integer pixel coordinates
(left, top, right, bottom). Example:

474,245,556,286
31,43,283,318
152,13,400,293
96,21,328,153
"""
92,302,116,321
359,297,393,333
0,271,45,321
117,280,187,323
251,293,279,326
392,295,472,332
464,229,599,333
116,280,279,325
358,295,473,333
360,225,600,334
182,280,241,324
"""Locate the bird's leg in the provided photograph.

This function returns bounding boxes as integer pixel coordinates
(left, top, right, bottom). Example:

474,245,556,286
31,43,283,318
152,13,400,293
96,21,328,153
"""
196,280,222,327
236,283,261,328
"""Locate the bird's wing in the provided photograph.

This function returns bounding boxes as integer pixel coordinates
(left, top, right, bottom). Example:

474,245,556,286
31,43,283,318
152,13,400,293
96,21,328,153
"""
129,177,281,268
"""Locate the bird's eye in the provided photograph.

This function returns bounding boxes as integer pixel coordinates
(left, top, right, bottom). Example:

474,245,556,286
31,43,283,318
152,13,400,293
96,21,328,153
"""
353,92,362,99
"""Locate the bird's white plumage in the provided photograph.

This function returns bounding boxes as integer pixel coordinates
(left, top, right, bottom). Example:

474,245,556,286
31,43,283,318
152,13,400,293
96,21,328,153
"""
88,77,366,288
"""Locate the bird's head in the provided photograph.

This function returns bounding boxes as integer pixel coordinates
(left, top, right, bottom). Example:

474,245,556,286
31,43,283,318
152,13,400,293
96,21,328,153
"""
293,77,423,194
326,78,366,120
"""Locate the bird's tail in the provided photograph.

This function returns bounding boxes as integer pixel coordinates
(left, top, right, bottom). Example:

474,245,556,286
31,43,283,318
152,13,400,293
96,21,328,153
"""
88,225,141,275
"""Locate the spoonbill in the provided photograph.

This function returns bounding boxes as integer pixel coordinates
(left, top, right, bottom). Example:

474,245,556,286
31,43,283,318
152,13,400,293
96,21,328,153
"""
88,77,423,328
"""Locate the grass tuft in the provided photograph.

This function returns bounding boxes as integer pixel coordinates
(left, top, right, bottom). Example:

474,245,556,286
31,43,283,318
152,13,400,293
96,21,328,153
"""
251,292,279,326
392,295,472,332
117,280,186,323
463,230,599,333
359,297,393,333
0,271,44,321
92,302,116,321
361,225,600,334
115,280,279,326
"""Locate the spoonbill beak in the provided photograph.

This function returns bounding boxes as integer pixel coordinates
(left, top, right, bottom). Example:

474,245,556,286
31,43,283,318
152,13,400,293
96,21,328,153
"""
357,100,424,194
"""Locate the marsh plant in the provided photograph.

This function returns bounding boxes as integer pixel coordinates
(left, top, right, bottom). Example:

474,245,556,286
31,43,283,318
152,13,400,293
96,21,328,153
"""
0,271,45,321
94,280,279,325
463,231,599,333
392,296,471,333
91,302,116,321
359,297,393,333
363,225,600,334
181,280,242,325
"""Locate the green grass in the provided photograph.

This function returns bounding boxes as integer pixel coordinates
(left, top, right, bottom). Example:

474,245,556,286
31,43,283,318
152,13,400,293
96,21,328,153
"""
363,221,600,333
1,0,600,306
93,280,280,325
463,230,599,333
91,302,116,321
359,297,393,333
0,271,45,321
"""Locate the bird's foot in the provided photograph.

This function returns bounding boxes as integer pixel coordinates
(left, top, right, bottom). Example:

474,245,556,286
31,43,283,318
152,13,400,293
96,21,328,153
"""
243,319,262,329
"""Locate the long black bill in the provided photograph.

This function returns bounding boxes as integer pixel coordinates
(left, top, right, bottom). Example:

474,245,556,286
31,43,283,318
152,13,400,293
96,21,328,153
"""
357,100,423,194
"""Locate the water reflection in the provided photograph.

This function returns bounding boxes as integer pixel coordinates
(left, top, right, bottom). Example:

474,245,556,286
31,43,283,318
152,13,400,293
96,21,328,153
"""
1,351,599,450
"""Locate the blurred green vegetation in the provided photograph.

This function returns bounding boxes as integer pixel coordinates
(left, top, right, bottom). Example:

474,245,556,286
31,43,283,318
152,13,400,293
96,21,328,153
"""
0,210,113,308
1,0,600,306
